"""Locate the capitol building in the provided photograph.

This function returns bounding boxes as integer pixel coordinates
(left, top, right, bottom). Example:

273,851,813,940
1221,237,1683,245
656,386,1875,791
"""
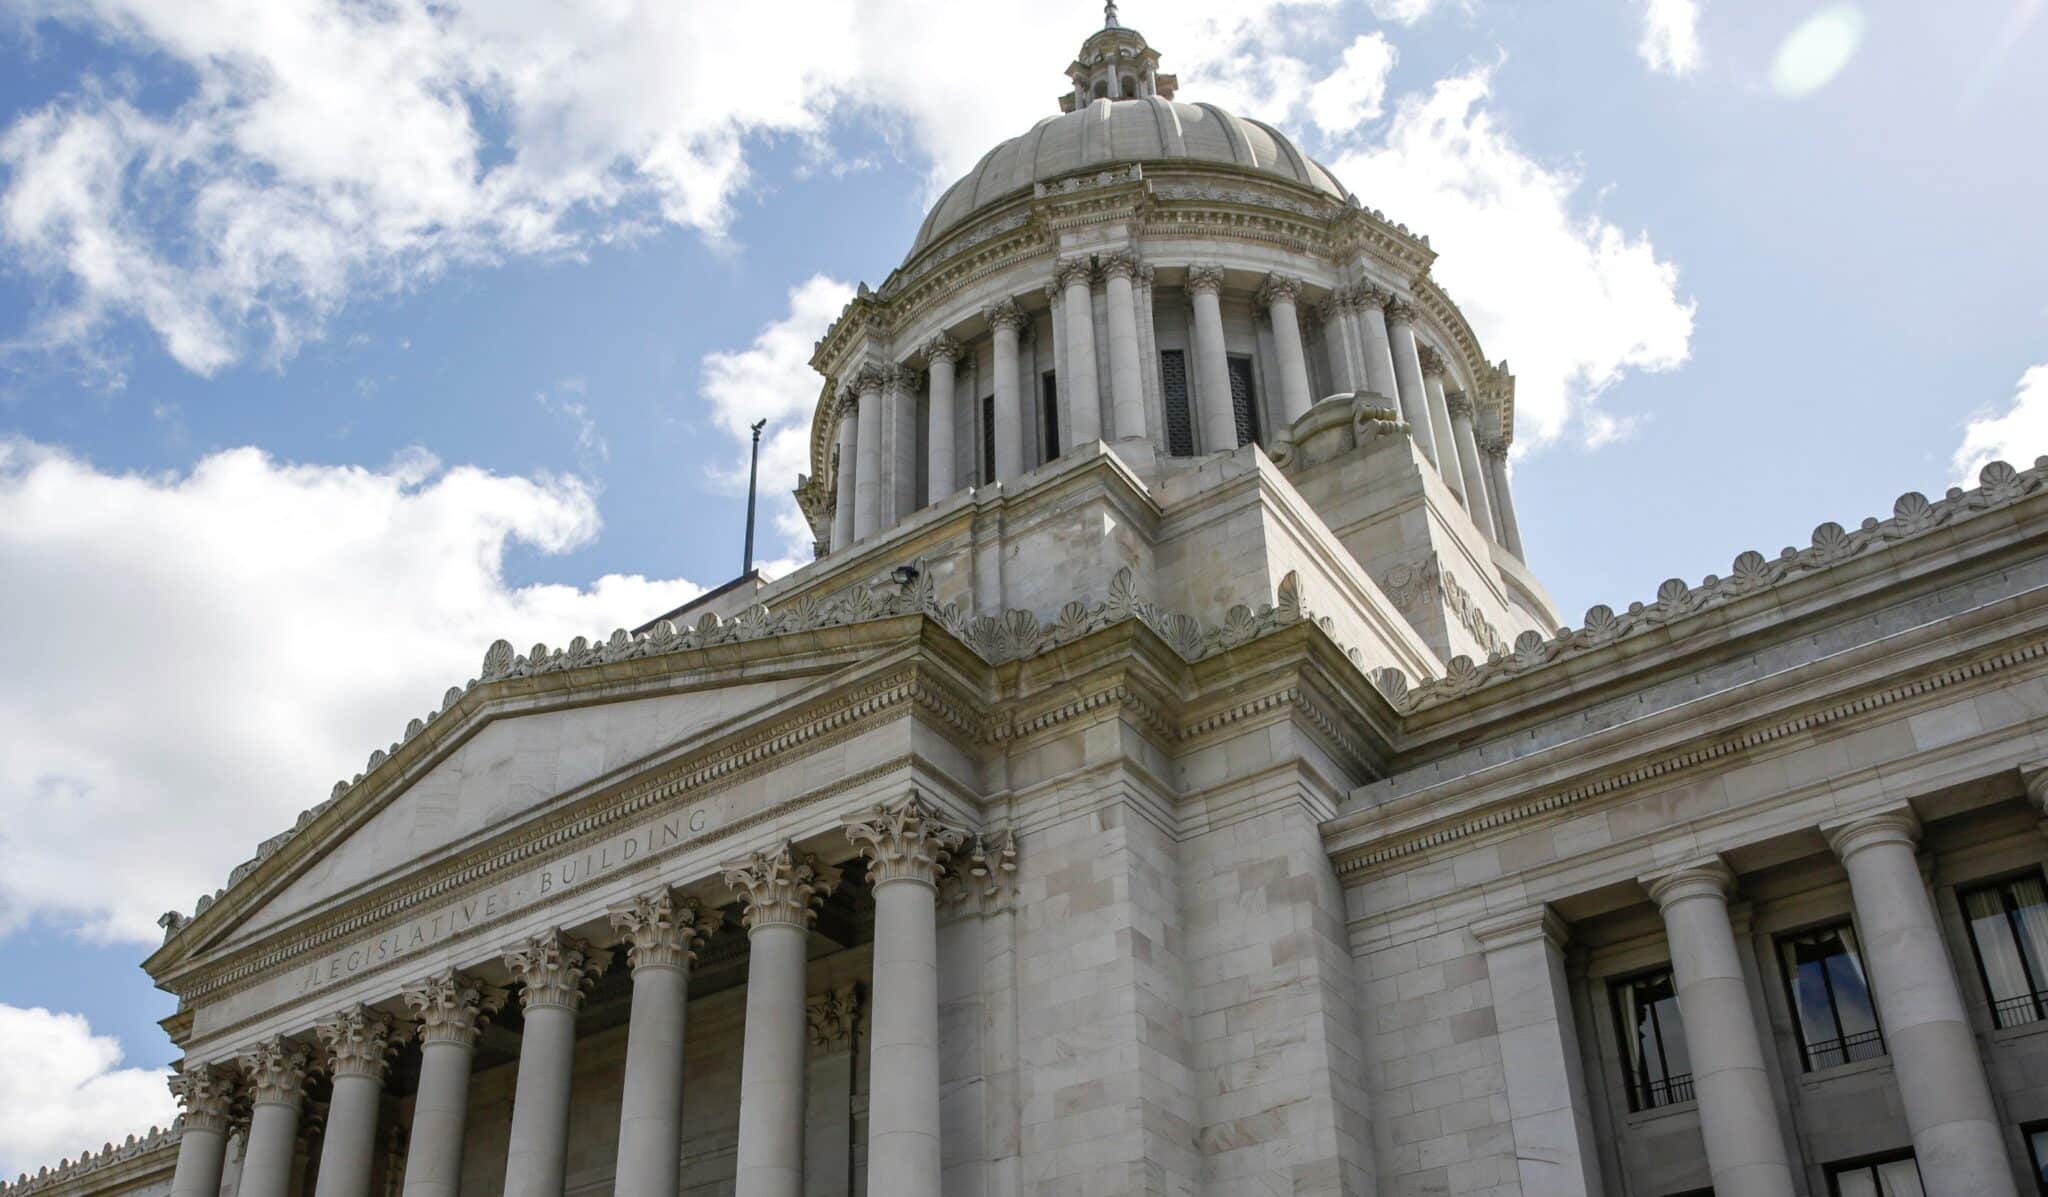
16,10,2048,1197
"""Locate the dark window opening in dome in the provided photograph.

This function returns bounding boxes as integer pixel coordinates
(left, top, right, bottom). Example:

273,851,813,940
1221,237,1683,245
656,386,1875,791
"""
1160,350,1193,456
981,394,996,484
1041,372,1061,463
1229,355,1262,448
915,382,930,507
1092,80,1109,100
1121,76,1137,97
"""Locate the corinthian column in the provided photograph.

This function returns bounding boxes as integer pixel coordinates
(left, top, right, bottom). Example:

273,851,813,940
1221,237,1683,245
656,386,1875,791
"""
1825,809,2018,1197
313,1005,395,1197
609,886,709,1197
725,844,840,1197
401,970,505,1197
1100,252,1148,440
1446,392,1497,541
1317,294,1358,393
851,366,886,540
1482,439,1525,557
1259,274,1313,427
843,797,967,1197
925,335,960,502
1352,286,1400,400
168,1061,236,1197
236,1037,311,1197
1383,299,1441,469
1185,265,1236,453
832,391,857,552
1644,861,1796,1197
502,930,606,1197
985,301,1027,483
1417,346,1467,505
1055,258,1102,449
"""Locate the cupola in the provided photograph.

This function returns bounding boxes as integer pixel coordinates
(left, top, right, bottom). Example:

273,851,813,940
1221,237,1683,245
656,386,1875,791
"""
1059,2,1177,110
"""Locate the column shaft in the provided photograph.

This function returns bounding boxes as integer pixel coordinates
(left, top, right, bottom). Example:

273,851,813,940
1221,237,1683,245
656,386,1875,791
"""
238,1104,302,1197
887,367,918,522
403,1040,477,1197
612,887,704,1197
735,924,811,1197
831,398,856,551
1262,277,1312,427
925,338,958,502
1383,301,1440,468
502,931,602,1197
1484,445,1525,557
1420,356,1467,504
988,303,1026,482
1827,812,2018,1197
1449,397,1498,541
1059,262,1102,449
168,1065,234,1197
1354,291,1401,399
315,1074,383,1197
1103,258,1147,440
868,880,942,1195
852,370,884,539
1647,863,1796,1197
1187,267,1236,452
1319,299,1357,393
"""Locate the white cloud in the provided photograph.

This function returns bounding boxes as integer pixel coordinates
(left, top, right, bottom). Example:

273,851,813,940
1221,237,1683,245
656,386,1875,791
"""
1636,0,1703,76
0,1004,176,1177
1307,34,1398,135
698,275,857,568
1953,365,2048,484
1327,69,1694,449
1367,0,1450,25
0,440,702,944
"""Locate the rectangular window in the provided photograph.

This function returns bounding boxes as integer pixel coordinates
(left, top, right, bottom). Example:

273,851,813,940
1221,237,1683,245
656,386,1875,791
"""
1160,349,1194,456
1227,353,1261,448
1777,922,1885,1070
1962,874,2048,1028
1612,968,1692,1111
1041,371,1061,463
2024,1123,2048,1194
1827,1152,1924,1197
981,394,996,484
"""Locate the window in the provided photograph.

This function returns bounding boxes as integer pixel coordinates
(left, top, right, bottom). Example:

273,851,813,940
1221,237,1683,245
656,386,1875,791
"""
1160,349,1194,456
1612,968,1692,1111
1827,1152,1923,1196
1777,923,1885,1070
2025,1123,2048,1194
1227,354,1261,448
1961,874,2048,1028
981,394,996,484
1041,371,1061,463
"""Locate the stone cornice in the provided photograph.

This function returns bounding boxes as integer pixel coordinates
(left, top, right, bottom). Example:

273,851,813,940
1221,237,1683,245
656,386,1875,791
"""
1,1124,180,1197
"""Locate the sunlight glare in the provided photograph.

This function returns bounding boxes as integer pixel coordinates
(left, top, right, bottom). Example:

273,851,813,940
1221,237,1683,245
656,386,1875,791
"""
1771,4,1866,98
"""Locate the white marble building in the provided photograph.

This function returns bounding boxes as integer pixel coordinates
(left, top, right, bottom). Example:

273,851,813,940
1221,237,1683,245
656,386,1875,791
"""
14,11,2048,1197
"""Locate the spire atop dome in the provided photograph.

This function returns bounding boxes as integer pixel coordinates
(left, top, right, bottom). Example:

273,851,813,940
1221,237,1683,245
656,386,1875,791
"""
1060,4,1175,112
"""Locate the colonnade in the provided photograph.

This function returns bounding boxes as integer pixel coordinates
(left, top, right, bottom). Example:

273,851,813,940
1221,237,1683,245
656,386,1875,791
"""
166,797,991,1197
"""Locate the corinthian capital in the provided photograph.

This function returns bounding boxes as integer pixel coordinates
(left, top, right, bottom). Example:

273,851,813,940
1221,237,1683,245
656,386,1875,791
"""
503,928,606,1012
806,984,861,1053
1348,284,1389,311
402,969,506,1048
723,842,839,932
315,1004,396,1081
168,1060,236,1133
239,1036,311,1108
1099,250,1143,282
843,795,968,888
984,298,1027,334
1257,273,1302,308
1416,344,1447,378
1445,390,1474,418
923,332,962,364
1383,297,1419,325
1053,256,1096,290
850,362,892,397
608,885,708,973
1184,264,1226,295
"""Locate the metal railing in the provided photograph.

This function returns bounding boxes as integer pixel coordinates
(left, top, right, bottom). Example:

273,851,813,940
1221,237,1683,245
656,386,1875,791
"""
1991,990,2048,1029
1634,1071,1695,1110
1803,1027,1885,1071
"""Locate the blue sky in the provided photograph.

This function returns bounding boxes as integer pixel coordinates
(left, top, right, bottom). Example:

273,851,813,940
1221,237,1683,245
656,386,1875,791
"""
1,0,2045,1170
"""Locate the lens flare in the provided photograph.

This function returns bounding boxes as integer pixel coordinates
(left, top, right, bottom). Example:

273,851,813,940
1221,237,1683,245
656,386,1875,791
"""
1771,4,1866,98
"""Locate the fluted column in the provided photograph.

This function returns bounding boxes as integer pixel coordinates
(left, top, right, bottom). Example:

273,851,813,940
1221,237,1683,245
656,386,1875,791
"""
609,886,709,1197
312,1005,394,1197
831,392,856,552
851,366,885,539
502,930,606,1197
1316,295,1357,394
1259,274,1313,426
401,970,504,1197
1186,265,1236,453
885,365,918,523
924,335,959,502
1383,299,1441,469
236,1037,310,1197
1352,286,1401,399
1447,392,1497,541
1056,258,1102,450
1482,440,1525,557
1644,861,1796,1197
1417,346,1467,504
725,844,840,1197
1825,809,2017,1197
1100,251,1148,441
986,301,1026,482
168,1062,236,1197
843,797,967,1197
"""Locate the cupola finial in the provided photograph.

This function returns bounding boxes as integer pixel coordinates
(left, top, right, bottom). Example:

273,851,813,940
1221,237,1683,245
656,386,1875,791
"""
1104,0,1120,28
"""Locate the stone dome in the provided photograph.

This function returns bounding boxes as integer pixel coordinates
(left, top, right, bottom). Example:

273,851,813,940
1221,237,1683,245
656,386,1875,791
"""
908,97,1350,258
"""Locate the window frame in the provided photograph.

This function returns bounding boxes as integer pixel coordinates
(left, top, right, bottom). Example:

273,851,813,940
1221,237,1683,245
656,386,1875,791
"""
1774,920,1886,1072
980,393,996,485
1225,352,1261,449
2023,1121,2048,1195
1609,965,1693,1113
1824,1149,1922,1197
1959,871,2048,1029
1040,370,1061,464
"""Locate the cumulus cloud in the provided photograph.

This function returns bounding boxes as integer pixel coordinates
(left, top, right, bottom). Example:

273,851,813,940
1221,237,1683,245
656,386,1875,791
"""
1328,69,1694,448
1953,365,2048,484
1307,34,1398,135
0,440,701,943
0,1004,176,1176
1636,0,1704,76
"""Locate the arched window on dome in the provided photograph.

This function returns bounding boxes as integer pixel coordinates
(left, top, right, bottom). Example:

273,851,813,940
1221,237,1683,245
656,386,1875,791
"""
1092,79,1110,100
1120,76,1137,98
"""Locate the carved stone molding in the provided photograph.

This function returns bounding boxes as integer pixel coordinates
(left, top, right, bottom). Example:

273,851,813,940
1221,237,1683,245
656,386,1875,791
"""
1416,344,1446,377
806,984,862,1053
607,885,707,973
1383,298,1418,325
169,1060,236,1133
1053,257,1096,289
1312,295,1345,324
1643,857,1737,911
1184,264,1226,295
1445,390,1473,418
723,842,839,931
1257,273,1301,308
401,969,506,1048
940,829,1019,915
1135,261,1155,287
238,1036,311,1108
315,1004,396,1081
1349,284,1390,311
848,362,891,397
923,333,962,364
1099,250,1142,281
843,794,968,888
984,298,1027,333
502,929,605,1012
